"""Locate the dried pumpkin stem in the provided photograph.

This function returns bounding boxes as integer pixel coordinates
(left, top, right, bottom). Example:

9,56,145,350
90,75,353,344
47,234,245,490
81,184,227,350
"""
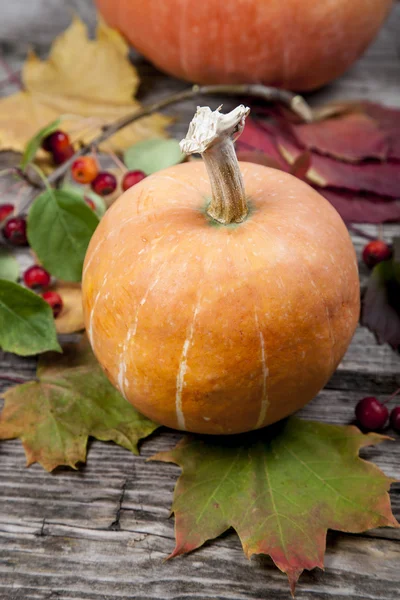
180,105,250,224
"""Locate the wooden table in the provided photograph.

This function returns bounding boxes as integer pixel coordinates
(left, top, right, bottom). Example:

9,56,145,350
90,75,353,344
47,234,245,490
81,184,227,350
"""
0,3,399,599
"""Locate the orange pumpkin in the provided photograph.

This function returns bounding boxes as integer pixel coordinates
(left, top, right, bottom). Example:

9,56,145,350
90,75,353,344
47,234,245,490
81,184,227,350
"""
95,0,392,91
82,106,359,435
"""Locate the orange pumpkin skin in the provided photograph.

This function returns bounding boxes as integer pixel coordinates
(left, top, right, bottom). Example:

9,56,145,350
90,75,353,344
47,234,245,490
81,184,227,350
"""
82,162,359,434
95,0,392,91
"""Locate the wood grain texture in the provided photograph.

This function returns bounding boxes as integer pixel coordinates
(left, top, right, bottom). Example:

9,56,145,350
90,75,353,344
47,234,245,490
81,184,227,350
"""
0,2,400,598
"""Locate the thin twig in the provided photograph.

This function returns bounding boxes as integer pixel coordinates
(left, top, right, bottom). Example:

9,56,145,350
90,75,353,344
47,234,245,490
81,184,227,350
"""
0,71,22,91
383,387,400,405
101,142,128,174
347,224,377,242
45,84,313,187
0,374,30,385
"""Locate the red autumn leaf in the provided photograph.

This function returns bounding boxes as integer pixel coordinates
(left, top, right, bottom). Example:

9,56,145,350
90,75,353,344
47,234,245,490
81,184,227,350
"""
236,117,288,169
277,134,400,198
236,108,400,223
236,149,285,171
152,418,398,594
363,102,400,160
291,113,389,162
289,150,311,180
319,189,400,224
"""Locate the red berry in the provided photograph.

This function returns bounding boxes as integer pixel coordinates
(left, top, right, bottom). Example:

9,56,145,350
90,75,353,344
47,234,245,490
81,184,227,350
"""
42,130,70,153
0,204,14,222
91,171,117,196
2,217,27,246
71,156,99,184
23,265,51,289
355,397,389,431
85,197,96,210
390,407,400,432
122,170,146,191
362,240,392,269
41,291,63,318
52,144,75,165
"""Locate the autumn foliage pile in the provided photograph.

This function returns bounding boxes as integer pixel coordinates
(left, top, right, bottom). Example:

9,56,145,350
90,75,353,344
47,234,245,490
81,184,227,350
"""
237,104,400,224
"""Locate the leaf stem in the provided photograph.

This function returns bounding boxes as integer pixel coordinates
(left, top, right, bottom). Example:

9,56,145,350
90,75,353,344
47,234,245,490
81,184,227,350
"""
383,388,400,405
28,164,53,194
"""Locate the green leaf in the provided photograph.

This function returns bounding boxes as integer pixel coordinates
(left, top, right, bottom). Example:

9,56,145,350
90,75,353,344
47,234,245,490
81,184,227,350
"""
361,257,400,349
61,182,106,218
153,418,398,593
124,138,185,174
27,188,99,282
0,336,159,470
0,279,61,356
20,118,61,170
0,249,19,282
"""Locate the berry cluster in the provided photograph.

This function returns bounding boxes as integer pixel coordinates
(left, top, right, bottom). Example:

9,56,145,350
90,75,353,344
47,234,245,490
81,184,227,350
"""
357,238,396,432
355,390,400,432
23,265,63,317
1,128,149,321
70,155,146,197
42,126,146,197
41,130,147,196
42,130,74,165
0,204,62,317
41,127,146,196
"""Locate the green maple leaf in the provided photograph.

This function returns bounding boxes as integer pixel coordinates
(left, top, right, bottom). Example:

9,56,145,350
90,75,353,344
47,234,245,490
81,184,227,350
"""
153,418,398,594
0,337,159,471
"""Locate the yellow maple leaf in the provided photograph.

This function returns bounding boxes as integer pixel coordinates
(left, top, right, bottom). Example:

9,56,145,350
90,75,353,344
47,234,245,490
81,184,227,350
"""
0,17,169,154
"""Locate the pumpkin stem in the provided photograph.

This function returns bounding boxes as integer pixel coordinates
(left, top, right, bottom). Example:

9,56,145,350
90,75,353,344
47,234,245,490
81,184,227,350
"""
180,105,250,224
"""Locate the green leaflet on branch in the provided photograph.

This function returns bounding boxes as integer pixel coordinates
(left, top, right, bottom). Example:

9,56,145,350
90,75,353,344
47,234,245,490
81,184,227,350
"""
0,249,19,282
61,182,107,218
27,188,99,282
153,418,398,594
20,118,61,170
0,279,61,356
124,138,185,174
0,336,159,471
361,243,400,350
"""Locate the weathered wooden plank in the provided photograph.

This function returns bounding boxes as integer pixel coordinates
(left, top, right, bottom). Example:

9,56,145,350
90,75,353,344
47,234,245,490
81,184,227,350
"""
1,388,399,531
0,0,97,46
0,388,399,600
0,524,399,600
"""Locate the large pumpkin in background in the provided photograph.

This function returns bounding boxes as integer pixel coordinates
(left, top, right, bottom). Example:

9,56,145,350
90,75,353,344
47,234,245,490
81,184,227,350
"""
95,0,392,90
82,106,360,435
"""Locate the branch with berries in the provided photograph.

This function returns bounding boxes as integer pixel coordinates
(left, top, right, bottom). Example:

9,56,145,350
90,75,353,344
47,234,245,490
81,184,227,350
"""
0,83,313,354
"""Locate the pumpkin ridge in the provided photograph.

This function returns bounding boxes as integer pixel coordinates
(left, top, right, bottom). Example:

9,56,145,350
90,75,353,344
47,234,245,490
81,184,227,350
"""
82,106,360,435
